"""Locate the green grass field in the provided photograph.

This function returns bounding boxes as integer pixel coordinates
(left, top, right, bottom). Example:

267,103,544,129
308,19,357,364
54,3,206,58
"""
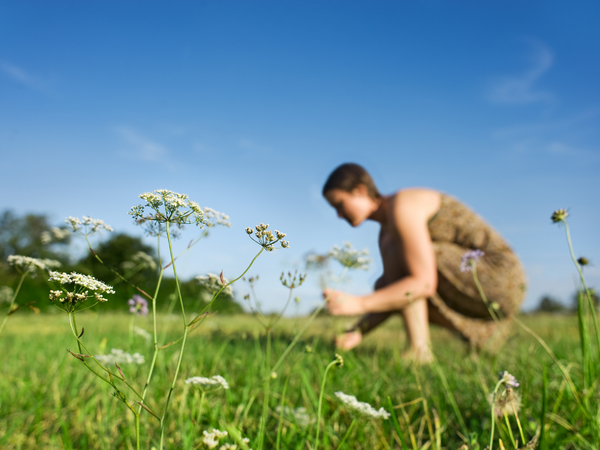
0,311,595,449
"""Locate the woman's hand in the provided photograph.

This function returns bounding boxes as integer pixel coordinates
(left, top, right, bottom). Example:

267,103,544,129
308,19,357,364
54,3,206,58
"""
324,288,366,316
336,331,362,350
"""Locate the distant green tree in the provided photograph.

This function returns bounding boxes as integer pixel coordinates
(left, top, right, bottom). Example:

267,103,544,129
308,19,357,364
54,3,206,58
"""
537,295,566,313
0,210,70,262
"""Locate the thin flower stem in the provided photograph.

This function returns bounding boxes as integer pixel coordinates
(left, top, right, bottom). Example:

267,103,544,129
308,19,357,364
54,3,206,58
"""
69,312,144,399
275,376,290,450
257,330,272,450
0,272,26,337
84,235,153,301
489,380,504,450
511,399,526,446
337,419,357,450
314,359,339,450
198,391,206,425
138,256,165,415
472,265,500,324
271,267,349,374
503,412,517,449
159,221,190,449
562,220,600,359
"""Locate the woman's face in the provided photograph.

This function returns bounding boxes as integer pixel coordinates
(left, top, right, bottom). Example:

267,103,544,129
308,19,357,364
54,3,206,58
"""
324,186,375,227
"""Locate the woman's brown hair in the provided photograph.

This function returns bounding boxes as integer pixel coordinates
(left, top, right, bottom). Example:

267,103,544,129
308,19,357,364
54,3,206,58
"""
322,163,382,200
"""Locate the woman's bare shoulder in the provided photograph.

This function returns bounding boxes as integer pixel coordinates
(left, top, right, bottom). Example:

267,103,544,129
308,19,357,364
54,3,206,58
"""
392,188,442,222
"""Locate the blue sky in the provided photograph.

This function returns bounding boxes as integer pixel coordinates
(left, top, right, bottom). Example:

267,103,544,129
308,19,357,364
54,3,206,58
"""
1,1,599,314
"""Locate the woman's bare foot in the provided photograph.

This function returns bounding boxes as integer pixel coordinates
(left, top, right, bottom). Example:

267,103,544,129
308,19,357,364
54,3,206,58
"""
336,331,362,350
402,345,434,364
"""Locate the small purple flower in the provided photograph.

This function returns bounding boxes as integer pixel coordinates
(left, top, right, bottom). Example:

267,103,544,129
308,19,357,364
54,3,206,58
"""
460,249,485,273
498,371,519,388
127,295,148,316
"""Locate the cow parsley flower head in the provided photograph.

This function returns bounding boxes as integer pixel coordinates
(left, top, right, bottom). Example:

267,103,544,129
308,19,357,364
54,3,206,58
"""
7,255,61,275
185,375,230,391
460,249,485,273
128,295,149,316
334,392,390,419
280,271,307,289
0,286,14,304
203,207,232,228
129,190,210,236
65,216,113,235
95,348,145,366
196,273,233,296
276,406,313,427
328,242,371,270
246,223,289,251
48,271,115,305
41,227,71,244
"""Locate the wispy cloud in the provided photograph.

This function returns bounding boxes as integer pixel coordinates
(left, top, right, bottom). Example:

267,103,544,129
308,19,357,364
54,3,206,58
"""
0,61,50,93
115,126,180,171
492,109,600,163
487,40,554,105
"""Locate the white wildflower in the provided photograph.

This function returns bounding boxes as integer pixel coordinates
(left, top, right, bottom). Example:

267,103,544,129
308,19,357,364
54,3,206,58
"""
185,375,229,391
130,189,208,230
276,406,313,427
7,255,61,274
48,271,115,303
202,429,228,449
196,273,233,297
246,222,289,251
334,392,390,419
328,242,371,270
131,251,157,271
65,216,112,235
203,207,232,228
95,348,145,366
41,227,71,244
0,286,14,304
133,326,152,342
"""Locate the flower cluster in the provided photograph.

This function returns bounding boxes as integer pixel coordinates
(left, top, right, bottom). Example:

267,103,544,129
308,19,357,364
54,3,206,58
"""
133,326,152,342
196,273,233,297
328,242,371,270
48,271,115,304
551,209,568,223
95,349,145,366
40,227,71,244
305,252,329,270
7,255,61,274
280,271,307,289
129,190,208,232
120,251,157,272
334,392,390,419
204,207,232,228
245,223,289,251
202,429,228,449
128,295,149,316
0,286,14,304
65,216,113,234
275,406,313,427
460,249,485,273
185,375,230,391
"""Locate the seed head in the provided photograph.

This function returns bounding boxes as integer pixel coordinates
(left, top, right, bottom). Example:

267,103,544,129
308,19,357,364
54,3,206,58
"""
551,209,568,223
578,257,590,267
